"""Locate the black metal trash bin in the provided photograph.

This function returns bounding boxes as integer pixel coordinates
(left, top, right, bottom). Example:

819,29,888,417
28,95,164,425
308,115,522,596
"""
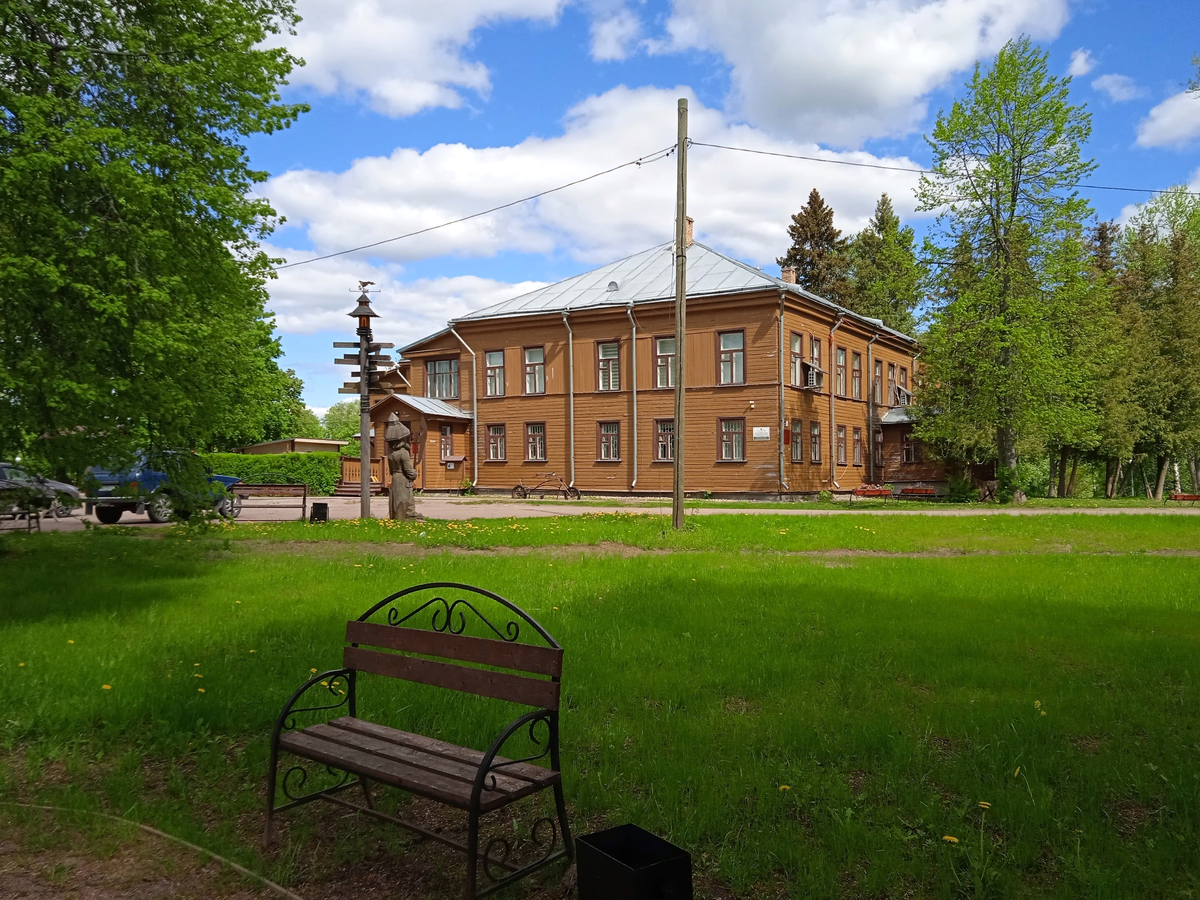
577,823,692,900
309,502,329,523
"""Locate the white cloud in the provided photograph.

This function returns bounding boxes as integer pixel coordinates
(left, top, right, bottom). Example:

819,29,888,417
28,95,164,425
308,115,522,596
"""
648,0,1071,146
1136,91,1200,148
279,0,564,116
265,246,548,338
308,406,329,418
1092,73,1141,103
263,86,930,336
1068,48,1095,77
590,8,641,61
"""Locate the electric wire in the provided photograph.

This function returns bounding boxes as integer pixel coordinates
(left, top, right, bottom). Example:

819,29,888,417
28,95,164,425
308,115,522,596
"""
274,144,676,270
689,140,1200,198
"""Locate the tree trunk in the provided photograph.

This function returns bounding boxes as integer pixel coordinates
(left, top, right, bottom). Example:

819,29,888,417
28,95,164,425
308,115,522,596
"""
1066,452,1079,498
1174,462,1182,494
997,423,1019,501
1057,446,1069,498
1190,456,1199,493
1104,458,1120,499
1049,450,1059,497
1153,455,1169,501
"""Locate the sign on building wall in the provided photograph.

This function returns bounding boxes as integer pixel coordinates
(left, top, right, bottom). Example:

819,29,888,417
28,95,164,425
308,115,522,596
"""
752,427,771,441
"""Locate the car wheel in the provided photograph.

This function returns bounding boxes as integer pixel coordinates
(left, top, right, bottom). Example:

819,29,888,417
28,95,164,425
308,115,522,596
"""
511,485,528,499
95,506,123,525
146,492,174,523
219,492,242,519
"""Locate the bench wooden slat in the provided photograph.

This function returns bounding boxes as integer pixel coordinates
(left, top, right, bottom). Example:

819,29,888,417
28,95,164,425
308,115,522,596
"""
330,718,556,785
307,721,533,796
234,486,307,498
278,730,507,810
346,620,563,677
344,646,560,709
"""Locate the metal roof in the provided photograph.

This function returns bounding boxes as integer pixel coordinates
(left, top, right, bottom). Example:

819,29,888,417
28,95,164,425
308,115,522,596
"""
376,393,472,420
879,407,914,425
441,241,915,343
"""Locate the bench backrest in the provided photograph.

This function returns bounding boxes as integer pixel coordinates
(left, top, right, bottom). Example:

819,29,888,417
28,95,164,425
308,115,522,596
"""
344,582,563,711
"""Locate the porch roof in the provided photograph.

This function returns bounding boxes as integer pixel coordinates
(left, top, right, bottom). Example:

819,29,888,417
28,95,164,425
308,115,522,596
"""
374,393,472,421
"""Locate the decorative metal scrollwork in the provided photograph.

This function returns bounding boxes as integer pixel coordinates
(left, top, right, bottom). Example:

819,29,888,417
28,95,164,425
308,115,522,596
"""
281,763,351,802
387,595,520,642
488,714,552,779
482,816,558,883
283,674,350,732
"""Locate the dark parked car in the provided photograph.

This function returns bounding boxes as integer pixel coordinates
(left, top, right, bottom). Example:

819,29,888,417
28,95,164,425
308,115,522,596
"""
85,451,241,524
0,462,83,518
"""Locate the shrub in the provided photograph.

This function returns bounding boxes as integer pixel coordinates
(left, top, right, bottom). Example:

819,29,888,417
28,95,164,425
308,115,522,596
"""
201,452,341,496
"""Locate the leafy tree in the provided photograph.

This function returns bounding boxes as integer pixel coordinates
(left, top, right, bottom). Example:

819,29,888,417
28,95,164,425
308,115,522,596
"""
777,189,851,302
844,194,924,334
1113,189,1200,498
0,0,306,477
915,36,1094,498
321,400,361,442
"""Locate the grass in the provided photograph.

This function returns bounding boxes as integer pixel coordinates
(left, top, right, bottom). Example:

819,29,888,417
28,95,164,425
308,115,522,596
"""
1,519,1198,899
203,508,1200,555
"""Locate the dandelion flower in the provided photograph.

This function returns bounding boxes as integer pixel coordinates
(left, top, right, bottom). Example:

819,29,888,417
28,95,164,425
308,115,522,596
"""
1014,767,1020,777
1040,710,1047,716
19,663,25,667
779,785,791,791
310,668,318,673
68,640,75,644
942,835,958,843
194,663,200,667
198,688,205,693
102,684,112,690
979,801,991,809
250,650,256,653
194,673,203,678
1034,700,1041,709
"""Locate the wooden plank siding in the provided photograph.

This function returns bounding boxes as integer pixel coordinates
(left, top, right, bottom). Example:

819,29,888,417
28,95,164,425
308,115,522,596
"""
384,287,940,495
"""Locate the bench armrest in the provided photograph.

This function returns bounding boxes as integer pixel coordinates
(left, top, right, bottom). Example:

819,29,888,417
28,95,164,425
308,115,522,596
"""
471,708,559,802
271,668,354,745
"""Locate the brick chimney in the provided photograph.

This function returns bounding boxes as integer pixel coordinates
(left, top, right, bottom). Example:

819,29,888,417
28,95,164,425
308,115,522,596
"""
781,265,797,284
685,216,694,247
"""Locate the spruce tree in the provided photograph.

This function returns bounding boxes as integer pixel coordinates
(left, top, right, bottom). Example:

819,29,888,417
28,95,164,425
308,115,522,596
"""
777,189,850,302
845,194,924,334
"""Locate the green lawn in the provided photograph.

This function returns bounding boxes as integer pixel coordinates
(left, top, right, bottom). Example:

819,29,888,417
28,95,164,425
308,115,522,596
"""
1,518,1197,899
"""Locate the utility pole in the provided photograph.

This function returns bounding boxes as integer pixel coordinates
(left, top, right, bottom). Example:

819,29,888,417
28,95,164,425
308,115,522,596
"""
334,289,392,519
672,98,688,530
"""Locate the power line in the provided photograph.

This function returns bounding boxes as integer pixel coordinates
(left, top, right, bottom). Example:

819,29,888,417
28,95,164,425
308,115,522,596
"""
273,145,676,270
689,140,1200,198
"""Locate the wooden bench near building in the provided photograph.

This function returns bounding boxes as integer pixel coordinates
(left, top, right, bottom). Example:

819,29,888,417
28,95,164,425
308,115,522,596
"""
231,475,308,520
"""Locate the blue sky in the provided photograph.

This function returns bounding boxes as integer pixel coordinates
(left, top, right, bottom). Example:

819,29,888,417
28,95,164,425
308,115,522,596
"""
244,0,1200,413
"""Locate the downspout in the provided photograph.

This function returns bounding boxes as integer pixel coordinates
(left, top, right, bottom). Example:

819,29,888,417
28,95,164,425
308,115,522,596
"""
562,312,575,489
829,316,844,489
626,305,638,490
448,326,478,487
867,334,878,483
778,291,789,495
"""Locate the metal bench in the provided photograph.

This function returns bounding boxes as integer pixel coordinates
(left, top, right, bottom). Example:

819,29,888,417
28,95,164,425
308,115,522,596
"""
897,487,939,501
1166,493,1200,506
851,486,892,504
231,474,307,520
265,583,573,899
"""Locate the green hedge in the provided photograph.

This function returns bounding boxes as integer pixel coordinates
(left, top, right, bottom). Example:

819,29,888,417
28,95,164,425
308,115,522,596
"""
201,452,341,496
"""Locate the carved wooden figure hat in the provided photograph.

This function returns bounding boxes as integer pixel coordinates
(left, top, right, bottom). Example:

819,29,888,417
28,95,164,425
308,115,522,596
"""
384,412,410,443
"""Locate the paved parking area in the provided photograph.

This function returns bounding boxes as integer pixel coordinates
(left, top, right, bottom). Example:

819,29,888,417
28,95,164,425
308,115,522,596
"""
17,494,1200,532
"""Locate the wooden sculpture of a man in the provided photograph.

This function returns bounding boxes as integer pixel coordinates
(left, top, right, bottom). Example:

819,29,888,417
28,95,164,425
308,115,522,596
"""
385,413,419,520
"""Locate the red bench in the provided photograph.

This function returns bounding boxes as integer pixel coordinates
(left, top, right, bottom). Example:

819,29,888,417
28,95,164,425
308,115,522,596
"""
898,487,939,501
1167,493,1200,506
851,486,892,503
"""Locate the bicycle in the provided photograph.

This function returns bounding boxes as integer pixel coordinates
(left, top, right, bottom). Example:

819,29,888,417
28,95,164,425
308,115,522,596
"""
511,471,581,500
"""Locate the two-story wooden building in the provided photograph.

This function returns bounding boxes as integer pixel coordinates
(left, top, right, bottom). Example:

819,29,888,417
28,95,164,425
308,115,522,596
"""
358,229,944,497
